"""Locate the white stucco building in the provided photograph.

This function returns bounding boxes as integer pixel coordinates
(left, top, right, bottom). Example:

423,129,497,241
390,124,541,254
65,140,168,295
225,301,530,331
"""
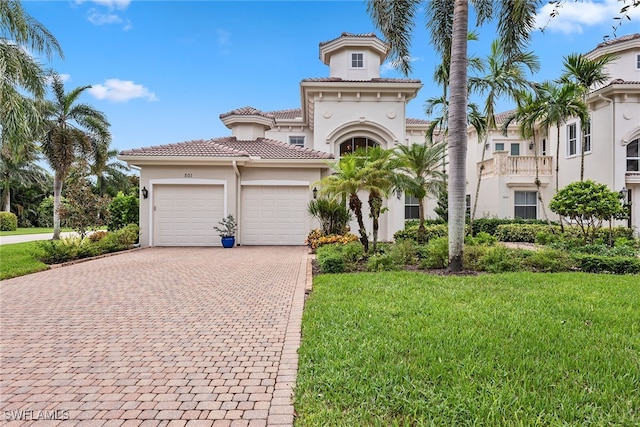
119,33,430,246
467,33,639,235
119,32,640,247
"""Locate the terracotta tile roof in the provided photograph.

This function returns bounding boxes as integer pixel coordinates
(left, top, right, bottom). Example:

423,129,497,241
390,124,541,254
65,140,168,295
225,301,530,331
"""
302,77,421,83
268,109,302,120
406,118,430,125
493,109,517,124
219,106,275,120
120,137,333,160
319,32,380,47
119,139,248,157
587,33,640,55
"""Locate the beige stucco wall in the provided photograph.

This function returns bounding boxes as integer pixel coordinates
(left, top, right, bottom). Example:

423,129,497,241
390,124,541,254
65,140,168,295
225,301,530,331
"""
328,48,382,80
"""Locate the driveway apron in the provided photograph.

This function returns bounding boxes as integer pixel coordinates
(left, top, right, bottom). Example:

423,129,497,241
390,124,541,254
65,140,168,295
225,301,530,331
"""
0,246,308,427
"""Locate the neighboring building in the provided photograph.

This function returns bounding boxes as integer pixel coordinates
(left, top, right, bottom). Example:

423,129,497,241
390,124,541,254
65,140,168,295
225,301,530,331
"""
467,33,640,235
119,33,431,246
119,32,640,247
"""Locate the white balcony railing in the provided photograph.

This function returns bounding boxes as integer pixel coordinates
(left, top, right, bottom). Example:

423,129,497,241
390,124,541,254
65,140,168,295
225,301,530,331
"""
479,154,553,177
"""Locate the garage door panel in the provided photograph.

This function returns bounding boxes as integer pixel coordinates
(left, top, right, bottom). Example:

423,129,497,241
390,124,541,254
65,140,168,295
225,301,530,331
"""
153,184,224,246
242,186,308,245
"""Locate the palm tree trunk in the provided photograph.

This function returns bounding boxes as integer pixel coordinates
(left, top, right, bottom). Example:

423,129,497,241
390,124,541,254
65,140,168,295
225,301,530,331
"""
531,134,554,234
447,0,469,272
1,175,10,212
470,134,489,235
349,193,368,253
369,191,382,253
52,173,63,240
555,124,564,231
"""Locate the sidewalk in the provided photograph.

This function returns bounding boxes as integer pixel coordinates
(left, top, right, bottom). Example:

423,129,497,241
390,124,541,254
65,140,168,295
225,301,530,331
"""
0,231,77,245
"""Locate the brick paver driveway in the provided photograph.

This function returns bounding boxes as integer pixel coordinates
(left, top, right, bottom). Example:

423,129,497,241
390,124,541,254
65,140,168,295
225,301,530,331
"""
1,246,309,427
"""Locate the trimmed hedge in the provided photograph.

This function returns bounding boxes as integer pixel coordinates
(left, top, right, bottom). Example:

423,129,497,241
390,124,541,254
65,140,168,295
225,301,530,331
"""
495,224,559,243
471,218,552,236
0,211,18,231
394,223,448,242
571,254,640,274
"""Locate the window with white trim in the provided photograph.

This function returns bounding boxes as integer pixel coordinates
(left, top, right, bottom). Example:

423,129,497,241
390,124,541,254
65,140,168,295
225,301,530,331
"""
567,123,578,156
495,142,505,151
339,137,379,156
405,195,420,220
514,191,537,219
636,54,640,69
351,52,364,68
510,143,520,156
583,121,591,153
289,136,304,147
627,139,639,172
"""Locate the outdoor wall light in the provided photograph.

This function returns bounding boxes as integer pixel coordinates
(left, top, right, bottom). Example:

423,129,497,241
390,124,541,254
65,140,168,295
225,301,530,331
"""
620,187,628,204
141,187,149,199
312,187,318,199
396,189,403,200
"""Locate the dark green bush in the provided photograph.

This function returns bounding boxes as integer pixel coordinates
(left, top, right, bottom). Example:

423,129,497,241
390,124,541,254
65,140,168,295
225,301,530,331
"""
389,239,418,265
367,253,400,272
462,244,489,271
0,211,18,231
98,224,139,253
394,223,448,242
404,219,445,228
108,192,139,231
471,218,552,236
572,254,640,274
495,224,558,243
316,244,346,274
465,232,497,246
36,196,68,228
521,249,575,273
477,246,529,273
419,237,449,269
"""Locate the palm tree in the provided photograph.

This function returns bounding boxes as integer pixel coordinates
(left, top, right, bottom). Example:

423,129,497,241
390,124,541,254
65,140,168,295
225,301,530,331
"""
394,142,447,242
534,81,588,194
560,53,617,181
368,0,539,271
90,147,131,196
469,39,540,224
317,155,370,251
0,139,49,212
41,73,111,239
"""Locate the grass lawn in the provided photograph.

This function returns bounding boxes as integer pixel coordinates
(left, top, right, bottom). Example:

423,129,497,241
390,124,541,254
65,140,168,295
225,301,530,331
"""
0,227,72,236
296,272,639,426
0,242,49,280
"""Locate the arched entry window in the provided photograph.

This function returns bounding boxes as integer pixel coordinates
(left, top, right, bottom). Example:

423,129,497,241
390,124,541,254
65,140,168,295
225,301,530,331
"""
339,137,379,156
627,139,639,171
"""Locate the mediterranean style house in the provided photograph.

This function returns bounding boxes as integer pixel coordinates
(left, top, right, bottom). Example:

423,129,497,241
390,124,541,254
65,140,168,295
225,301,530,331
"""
119,32,640,247
467,33,639,234
119,33,430,246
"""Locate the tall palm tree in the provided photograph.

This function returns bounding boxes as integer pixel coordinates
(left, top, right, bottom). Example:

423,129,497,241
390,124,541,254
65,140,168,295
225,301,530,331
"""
560,52,617,181
90,147,131,196
469,39,540,224
317,155,370,251
0,138,48,212
368,0,540,271
535,81,588,194
41,73,111,239
394,142,447,242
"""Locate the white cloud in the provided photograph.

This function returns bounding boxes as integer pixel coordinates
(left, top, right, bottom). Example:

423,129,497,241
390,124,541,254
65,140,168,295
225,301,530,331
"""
75,0,131,10
535,0,640,34
87,11,122,25
381,56,422,74
88,79,158,103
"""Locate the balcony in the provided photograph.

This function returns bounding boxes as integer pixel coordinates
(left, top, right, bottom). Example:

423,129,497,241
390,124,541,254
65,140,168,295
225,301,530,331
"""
479,154,553,178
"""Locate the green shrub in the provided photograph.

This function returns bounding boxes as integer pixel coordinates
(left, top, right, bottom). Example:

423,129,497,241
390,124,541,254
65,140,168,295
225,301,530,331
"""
367,253,400,272
36,196,68,228
419,237,449,269
478,246,528,273
108,192,139,231
394,223,448,243
471,217,552,236
0,211,18,231
572,254,640,274
465,232,497,246
495,224,558,243
99,224,139,253
404,219,445,228
521,249,575,273
341,241,365,266
389,239,418,265
463,244,489,271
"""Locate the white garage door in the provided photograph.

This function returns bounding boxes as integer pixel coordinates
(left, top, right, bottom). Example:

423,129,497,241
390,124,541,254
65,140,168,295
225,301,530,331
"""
153,184,224,246
242,186,308,245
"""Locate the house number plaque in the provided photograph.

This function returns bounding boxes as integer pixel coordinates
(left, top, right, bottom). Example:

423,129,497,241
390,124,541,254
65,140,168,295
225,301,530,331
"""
184,173,193,178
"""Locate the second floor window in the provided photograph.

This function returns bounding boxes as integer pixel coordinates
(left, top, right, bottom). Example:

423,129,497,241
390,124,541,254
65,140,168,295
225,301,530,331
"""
628,139,639,172
510,143,520,156
567,123,578,156
289,136,304,147
351,53,364,68
339,137,379,156
583,121,591,153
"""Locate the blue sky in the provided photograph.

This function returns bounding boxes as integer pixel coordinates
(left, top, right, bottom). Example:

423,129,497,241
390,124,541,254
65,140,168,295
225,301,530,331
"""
23,0,640,153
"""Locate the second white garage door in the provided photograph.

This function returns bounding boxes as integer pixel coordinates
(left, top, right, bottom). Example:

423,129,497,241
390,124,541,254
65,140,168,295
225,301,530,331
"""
241,186,309,245
153,184,224,246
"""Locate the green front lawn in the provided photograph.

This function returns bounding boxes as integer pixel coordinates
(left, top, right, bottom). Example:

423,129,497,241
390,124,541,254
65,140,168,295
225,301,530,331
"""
0,227,72,236
296,272,640,425
0,241,49,280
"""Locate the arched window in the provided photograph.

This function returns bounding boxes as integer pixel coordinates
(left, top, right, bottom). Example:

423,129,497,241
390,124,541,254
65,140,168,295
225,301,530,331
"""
339,137,379,156
628,139,639,172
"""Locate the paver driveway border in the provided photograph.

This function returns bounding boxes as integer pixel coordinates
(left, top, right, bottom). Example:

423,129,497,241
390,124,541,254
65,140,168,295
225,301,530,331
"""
0,246,311,427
